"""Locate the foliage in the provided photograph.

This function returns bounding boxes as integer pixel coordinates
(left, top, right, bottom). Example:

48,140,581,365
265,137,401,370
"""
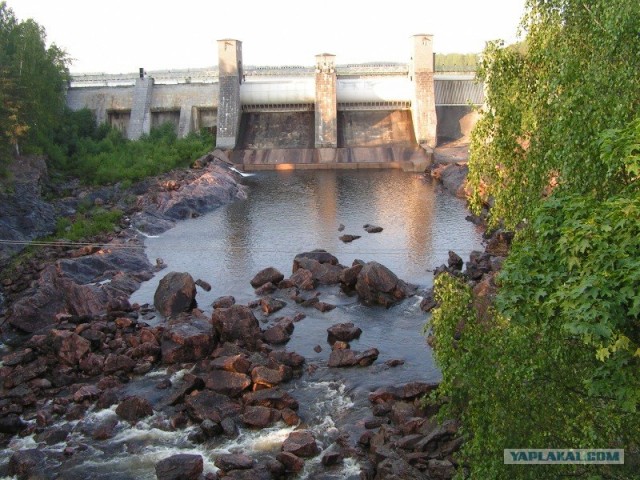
55,208,123,242
434,53,479,72
468,0,640,228
429,1,640,477
0,1,69,171
49,114,214,185
429,271,639,479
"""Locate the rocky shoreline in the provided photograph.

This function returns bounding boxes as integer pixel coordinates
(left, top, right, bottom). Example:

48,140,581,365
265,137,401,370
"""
0,154,493,479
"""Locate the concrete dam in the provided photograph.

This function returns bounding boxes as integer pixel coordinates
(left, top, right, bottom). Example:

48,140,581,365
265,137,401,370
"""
66,35,483,170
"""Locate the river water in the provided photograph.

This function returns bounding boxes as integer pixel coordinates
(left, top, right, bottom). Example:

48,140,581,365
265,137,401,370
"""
2,169,483,479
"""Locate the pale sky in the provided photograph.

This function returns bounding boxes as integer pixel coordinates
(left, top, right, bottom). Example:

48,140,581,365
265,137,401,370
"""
7,0,527,73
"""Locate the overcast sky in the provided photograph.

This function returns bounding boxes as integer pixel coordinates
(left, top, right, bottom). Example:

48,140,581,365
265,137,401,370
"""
8,0,527,73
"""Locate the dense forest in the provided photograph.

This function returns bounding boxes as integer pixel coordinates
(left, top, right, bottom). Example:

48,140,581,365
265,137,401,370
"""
429,0,640,478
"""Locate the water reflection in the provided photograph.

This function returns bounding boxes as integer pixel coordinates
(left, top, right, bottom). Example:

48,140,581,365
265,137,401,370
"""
132,170,481,308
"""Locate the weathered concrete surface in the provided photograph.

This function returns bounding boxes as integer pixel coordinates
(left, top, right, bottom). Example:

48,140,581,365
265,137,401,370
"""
231,146,431,171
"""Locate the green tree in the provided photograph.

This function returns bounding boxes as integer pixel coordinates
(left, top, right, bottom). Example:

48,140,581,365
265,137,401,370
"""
468,0,640,228
428,1,640,477
0,1,69,172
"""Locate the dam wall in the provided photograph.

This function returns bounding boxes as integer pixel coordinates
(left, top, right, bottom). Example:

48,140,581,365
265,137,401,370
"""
65,35,484,165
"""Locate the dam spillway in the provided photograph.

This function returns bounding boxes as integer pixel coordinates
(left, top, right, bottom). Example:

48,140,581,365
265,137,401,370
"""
65,35,484,169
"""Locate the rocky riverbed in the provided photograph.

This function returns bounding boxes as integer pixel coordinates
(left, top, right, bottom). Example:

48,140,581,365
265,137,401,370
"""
0,153,502,479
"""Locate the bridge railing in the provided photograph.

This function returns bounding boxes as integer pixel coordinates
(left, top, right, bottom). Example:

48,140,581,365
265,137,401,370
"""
68,64,478,87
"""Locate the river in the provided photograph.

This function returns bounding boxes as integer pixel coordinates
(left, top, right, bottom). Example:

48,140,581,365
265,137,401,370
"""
2,169,483,479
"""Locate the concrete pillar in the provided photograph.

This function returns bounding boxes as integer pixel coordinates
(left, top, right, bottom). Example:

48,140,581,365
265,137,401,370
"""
314,53,337,148
410,34,437,148
216,39,243,149
127,76,154,140
178,105,193,138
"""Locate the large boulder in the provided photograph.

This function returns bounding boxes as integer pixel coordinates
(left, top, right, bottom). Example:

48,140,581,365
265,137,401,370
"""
327,323,362,343
155,454,203,480
355,262,413,307
282,430,319,457
154,272,197,317
185,390,242,423
204,370,252,397
250,267,284,288
161,317,214,364
211,305,261,349
292,250,339,271
115,396,153,423
293,257,343,285
328,348,379,368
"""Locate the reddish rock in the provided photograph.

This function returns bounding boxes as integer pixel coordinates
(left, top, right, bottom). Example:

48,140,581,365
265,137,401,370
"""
363,224,383,233
448,250,464,270
260,297,286,316
210,354,251,374
185,390,242,423
327,322,362,343
251,365,290,389
211,305,261,349
428,459,456,479
1,348,35,366
79,353,105,376
288,269,315,290
254,282,276,295
153,271,197,317
280,408,300,426
166,374,205,406
250,267,285,288
269,351,305,369
212,295,236,309
241,405,277,428
282,430,319,457
313,301,336,313
195,278,212,292
3,357,47,389
328,348,379,368
205,370,251,397
293,257,343,285
355,261,413,307
73,385,101,403
103,354,136,374
52,330,91,366
292,250,339,270
262,319,294,345
339,263,363,288
322,451,344,466
339,234,361,243
243,389,299,410
215,453,254,471
115,395,153,423
161,318,214,364
155,454,203,480
92,417,119,440
8,449,46,479
276,452,304,473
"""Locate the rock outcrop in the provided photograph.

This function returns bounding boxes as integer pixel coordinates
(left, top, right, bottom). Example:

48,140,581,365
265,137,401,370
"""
355,261,414,307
